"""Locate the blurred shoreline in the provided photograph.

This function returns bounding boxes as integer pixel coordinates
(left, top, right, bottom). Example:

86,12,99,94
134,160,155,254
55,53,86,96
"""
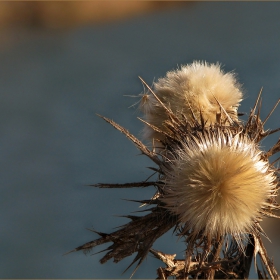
0,2,190,29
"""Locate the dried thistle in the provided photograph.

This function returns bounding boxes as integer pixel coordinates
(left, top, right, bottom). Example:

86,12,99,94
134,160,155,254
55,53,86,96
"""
160,127,277,245
140,61,243,144
68,62,280,279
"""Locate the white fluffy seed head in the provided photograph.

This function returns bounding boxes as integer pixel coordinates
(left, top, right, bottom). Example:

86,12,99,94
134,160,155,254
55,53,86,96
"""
140,61,243,143
160,129,276,241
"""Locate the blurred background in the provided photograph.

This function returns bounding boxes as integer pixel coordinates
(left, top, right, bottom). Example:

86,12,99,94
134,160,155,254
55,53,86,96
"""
0,1,279,278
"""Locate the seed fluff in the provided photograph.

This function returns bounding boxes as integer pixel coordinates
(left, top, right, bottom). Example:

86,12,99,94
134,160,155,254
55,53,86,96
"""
161,128,276,244
140,61,243,144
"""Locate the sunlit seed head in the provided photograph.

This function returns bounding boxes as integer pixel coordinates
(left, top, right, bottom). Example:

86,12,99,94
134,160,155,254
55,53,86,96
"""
141,61,243,143
160,129,276,242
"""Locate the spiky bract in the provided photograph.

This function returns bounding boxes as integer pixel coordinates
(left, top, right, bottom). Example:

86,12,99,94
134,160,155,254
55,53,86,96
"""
160,128,276,243
141,61,243,142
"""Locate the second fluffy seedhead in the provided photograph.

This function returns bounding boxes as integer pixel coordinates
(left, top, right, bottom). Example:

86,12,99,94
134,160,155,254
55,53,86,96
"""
140,61,243,144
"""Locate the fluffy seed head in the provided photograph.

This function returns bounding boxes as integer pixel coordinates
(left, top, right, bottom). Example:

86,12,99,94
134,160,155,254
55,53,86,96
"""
140,61,243,142
160,129,276,241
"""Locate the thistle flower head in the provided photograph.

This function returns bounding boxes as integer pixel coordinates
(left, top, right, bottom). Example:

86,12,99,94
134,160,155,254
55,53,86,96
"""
141,61,243,143
160,128,277,243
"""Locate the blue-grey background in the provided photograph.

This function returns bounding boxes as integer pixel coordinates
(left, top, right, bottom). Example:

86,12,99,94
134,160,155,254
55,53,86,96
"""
0,2,279,278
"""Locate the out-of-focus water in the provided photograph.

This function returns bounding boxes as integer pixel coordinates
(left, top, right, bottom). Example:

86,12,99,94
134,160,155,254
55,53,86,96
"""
0,2,279,278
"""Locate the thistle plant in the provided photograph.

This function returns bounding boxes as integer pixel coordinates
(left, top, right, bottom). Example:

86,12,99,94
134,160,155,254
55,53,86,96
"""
68,62,280,279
